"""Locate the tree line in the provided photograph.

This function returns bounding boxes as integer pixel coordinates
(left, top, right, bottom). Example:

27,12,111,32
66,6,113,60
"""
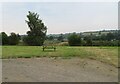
1,32,20,45
46,31,120,46
1,11,119,46
1,31,120,46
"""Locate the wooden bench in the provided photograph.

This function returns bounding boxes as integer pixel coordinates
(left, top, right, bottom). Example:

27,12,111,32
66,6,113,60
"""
43,45,56,51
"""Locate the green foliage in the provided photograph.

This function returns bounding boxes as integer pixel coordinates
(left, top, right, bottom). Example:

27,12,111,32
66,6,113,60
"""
48,36,54,40
68,33,81,46
44,30,120,46
57,34,64,42
1,32,8,45
23,35,44,46
0,33,1,45
8,32,20,45
23,11,47,46
106,33,114,41
92,40,119,46
17,34,21,40
84,36,92,46
0,32,20,45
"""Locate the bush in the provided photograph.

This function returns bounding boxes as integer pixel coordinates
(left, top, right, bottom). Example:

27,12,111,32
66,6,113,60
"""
83,36,92,46
8,32,20,45
23,35,44,46
1,32,8,45
91,41,119,46
68,33,81,46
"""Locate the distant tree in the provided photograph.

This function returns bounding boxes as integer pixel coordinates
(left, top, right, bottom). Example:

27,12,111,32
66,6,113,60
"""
98,31,101,35
100,34,107,41
68,33,81,46
57,34,64,42
17,34,21,40
116,30,120,40
92,35,101,41
8,32,20,45
106,33,114,41
0,33,1,45
1,32,8,45
23,11,47,46
84,36,92,46
48,36,54,40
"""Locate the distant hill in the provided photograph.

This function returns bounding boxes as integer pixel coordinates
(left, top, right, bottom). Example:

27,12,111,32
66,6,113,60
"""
46,29,119,37
20,29,119,40
81,30,118,36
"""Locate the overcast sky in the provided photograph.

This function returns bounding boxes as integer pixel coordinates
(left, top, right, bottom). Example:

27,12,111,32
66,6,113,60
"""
2,2,118,35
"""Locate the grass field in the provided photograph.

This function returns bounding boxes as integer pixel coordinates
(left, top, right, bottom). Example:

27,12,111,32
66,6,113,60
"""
2,46,118,67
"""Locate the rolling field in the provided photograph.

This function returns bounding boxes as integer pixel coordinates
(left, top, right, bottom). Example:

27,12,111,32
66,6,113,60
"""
2,46,118,67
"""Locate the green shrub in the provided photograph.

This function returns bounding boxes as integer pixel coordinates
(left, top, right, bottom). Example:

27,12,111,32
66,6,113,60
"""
68,33,81,46
1,32,8,45
8,32,20,45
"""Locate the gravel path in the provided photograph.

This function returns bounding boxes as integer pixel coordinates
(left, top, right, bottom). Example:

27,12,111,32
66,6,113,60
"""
2,57,118,82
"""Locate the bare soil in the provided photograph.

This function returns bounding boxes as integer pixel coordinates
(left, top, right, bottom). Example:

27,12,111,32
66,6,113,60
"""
2,57,118,82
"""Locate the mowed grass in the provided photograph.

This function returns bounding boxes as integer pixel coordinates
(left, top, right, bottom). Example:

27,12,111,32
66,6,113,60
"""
2,46,118,67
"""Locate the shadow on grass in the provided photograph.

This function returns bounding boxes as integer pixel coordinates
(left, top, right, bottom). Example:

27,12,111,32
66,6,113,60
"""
17,56,32,58
43,50,56,52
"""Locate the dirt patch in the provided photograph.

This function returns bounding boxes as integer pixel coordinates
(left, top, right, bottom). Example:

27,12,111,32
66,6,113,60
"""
2,57,118,82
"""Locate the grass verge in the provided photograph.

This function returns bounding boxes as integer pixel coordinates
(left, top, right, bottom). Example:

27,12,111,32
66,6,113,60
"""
2,46,118,67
